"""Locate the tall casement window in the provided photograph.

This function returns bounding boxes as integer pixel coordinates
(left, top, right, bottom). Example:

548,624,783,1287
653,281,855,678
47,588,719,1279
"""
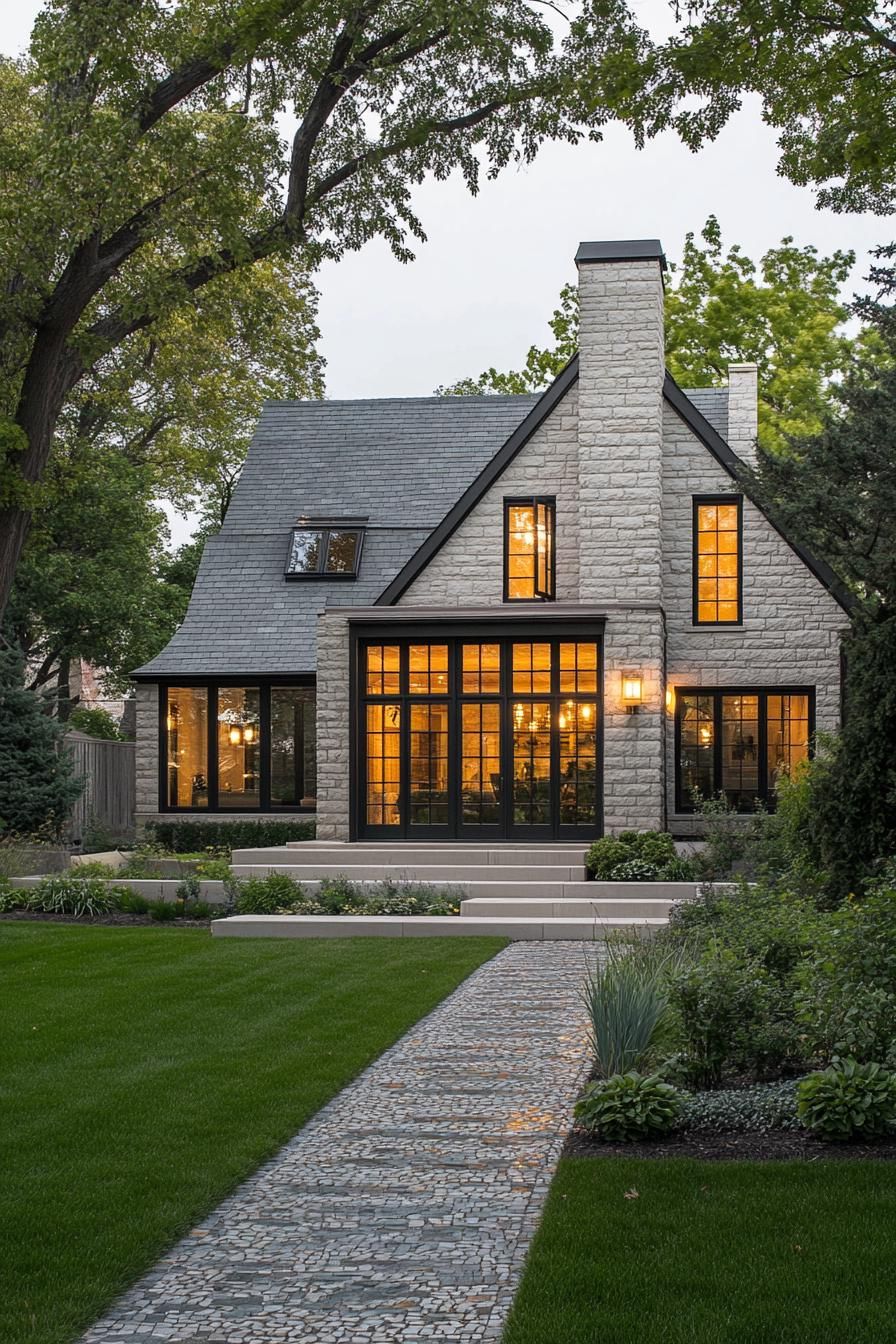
676,688,813,813
162,682,316,811
504,498,555,601
693,496,742,624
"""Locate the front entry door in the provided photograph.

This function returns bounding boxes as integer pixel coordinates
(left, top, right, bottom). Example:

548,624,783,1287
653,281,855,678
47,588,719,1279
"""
358,633,601,840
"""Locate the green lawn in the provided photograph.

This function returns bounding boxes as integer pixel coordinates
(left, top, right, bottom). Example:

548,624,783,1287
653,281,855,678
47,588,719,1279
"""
0,924,504,1344
504,1156,896,1344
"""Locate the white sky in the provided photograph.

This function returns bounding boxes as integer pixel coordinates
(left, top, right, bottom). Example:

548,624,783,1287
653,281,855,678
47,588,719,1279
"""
4,1,892,544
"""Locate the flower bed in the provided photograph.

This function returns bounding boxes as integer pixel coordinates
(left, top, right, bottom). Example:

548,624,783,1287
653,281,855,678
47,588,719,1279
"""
571,873,896,1156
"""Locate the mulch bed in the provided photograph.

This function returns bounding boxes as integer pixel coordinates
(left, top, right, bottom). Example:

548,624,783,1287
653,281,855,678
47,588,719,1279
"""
0,911,211,928
564,1127,896,1162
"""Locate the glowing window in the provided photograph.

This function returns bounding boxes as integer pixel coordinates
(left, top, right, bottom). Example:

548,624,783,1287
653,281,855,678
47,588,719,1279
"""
505,498,555,601
694,498,742,624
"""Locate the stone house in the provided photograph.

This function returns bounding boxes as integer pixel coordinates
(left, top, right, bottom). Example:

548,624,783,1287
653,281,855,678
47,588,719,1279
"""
133,239,851,841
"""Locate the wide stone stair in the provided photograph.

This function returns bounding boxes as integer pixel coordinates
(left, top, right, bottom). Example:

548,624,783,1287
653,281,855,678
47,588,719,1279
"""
212,841,699,940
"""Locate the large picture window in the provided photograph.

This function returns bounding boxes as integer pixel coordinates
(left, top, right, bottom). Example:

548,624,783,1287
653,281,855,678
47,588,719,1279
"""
693,496,742,624
504,498,555,601
160,681,315,811
675,687,813,813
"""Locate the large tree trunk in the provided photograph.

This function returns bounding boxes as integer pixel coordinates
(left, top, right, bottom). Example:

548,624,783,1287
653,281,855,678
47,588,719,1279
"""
0,325,83,620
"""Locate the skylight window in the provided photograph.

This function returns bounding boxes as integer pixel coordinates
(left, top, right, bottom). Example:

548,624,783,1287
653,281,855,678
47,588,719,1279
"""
285,519,366,579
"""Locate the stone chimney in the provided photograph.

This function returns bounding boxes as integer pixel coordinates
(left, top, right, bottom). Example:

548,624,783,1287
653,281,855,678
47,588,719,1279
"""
575,240,666,605
727,362,759,466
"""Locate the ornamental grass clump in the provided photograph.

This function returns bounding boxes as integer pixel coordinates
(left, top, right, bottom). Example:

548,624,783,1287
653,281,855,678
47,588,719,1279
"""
582,936,688,1078
24,875,127,918
575,1072,682,1141
797,1058,896,1141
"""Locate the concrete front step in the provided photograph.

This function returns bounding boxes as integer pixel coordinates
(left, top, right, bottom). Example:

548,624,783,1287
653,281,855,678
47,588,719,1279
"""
229,862,585,882
212,914,665,940
460,896,680,919
236,844,588,868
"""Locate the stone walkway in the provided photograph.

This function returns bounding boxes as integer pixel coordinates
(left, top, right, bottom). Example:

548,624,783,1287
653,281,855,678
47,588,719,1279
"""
82,941,599,1344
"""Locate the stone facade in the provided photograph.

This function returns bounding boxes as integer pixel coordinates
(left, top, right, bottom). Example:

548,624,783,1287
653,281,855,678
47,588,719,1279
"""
314,612,352,841
133,239,848,840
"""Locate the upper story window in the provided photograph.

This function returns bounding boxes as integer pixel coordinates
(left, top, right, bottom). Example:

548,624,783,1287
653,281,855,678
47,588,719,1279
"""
285,518,366,579
504,497,555,601
693,496,742,624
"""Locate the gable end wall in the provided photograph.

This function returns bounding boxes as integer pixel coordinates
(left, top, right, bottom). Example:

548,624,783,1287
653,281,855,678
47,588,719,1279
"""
662,402,846,831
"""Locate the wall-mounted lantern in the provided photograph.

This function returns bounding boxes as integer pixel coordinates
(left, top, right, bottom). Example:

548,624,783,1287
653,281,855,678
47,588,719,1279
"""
622,672,643,715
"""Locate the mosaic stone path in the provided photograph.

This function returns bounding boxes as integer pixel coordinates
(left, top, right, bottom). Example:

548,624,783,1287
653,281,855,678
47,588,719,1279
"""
82,941,599,1344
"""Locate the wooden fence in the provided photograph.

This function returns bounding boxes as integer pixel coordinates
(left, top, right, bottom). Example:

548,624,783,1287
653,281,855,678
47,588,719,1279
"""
68,731,136,843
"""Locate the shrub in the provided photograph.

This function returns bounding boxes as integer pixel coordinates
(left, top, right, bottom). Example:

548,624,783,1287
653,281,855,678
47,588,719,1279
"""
0,887,23,912
146,819,315,854
667,945,803,1086
586,830,691,882
230,873,306,914
679,1079,801,1133
796,889,896,1068
67,860,117,877
118,852,165,879
575,1072,682,1141
117,891,150,915
688,793,765,882
188,900,213,920
194,857,231,881
583,936,687,1078
24,875,122,918
148,899,179,922
797,1059,896,1141
67,706,122,740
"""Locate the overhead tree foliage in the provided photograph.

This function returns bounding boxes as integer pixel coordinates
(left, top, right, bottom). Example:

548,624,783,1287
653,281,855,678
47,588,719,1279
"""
440,218,868,452
659,0,896,215
0,0,662,619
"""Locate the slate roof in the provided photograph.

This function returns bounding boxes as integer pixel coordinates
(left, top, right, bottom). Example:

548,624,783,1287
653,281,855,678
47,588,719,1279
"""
135,396,540,676
134,382,737,678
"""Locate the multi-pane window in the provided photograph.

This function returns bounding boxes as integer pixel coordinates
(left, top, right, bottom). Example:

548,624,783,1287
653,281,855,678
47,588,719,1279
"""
676,688,813,813
693,497,742,624
504,498,555,600
162,683,315,811
285,521,365,577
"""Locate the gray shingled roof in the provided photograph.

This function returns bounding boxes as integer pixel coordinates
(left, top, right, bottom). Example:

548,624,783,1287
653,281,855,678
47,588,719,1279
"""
135,396,540,676
684,387,728,441
134,382,730,677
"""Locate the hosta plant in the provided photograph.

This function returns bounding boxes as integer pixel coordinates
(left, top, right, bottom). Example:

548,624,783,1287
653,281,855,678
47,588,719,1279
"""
797,1058,896,1141
575,1072,683,1141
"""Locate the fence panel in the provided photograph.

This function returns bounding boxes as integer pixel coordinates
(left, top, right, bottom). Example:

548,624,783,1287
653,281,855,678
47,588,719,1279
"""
68,732,136,843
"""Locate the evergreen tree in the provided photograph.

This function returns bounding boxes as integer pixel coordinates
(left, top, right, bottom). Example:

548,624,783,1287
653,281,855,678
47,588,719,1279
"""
750,250,896,900
0,648,84,838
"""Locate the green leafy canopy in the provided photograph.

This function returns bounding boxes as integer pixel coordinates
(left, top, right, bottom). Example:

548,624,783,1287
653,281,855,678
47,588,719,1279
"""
440,217,867,453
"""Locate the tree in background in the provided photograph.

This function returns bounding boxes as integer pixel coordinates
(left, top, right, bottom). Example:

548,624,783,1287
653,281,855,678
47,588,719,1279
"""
0,0,661,617
747,249,896,898
3,251,324,714
440,218,866,452
0,648,83,837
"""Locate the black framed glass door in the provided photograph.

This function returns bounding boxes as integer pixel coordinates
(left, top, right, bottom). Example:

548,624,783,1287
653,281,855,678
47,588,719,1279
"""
357,631,601,840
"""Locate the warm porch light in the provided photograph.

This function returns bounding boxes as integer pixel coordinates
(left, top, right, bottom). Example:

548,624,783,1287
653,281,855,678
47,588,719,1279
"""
243,724,256,745
229,725,243,746
622,672,643,714
665,686,675,715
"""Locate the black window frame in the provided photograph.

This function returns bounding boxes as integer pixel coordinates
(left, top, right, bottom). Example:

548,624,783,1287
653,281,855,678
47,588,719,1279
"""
674,685,815,814
350,620,604,842
503,496,556,603
692,494,743,626
284,520,366,580
157,676,316,813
